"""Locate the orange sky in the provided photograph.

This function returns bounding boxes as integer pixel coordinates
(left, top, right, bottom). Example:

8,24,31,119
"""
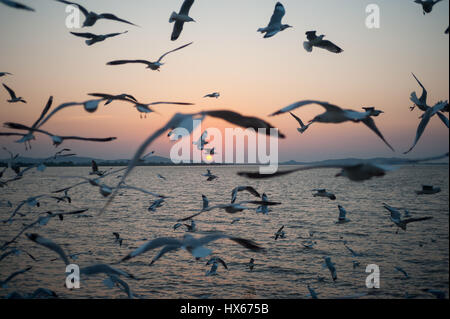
0,0,448,162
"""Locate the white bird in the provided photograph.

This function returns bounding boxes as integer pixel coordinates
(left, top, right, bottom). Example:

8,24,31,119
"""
170,0,196,41
257,2,292,38
55,0,138,27
416,185,441,195
324,257,337,281
313,189,336,200
0,267,32,288
205,257,228,276
0,0,34,11
25,233,70,265
3,84,26,103
120,233,265,265
173,221,197,232
0,72,12,77
107,42,193,71
204,92,220,99
70,31,128,46
238,153,449,182
414,0,444,14
290,112,311,134
157,174,167,181
271,100,394,151
383,203,433,233
303,31,343,54
256,193,273,215
336,205,350,224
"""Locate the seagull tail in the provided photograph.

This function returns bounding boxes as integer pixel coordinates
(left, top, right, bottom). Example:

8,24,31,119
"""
303,41,313,52
169,12,178,23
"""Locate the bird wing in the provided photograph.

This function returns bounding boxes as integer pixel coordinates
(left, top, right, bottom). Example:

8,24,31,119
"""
121,237,181,262
171,20,185,41
3,267,32,285
290,112,305,127
361,117,395,151
306,31,318,41
157,42,193,63
150,245,180,265
404,217,433,224
98,13,137,26
267,2,285,27
1,0,35,11
70,32,97,39
315,40,344,53
411,73,427,104
216,257,228,269
179,0,195,15
403,108,433,154
147,101,194,106
3,84,17,99
105,31,128,38
26,234,69,265
107,60,152,66
277,225,285,233
270,100,343,116
32,96,53,129
436,112,449,128
55,0,89,17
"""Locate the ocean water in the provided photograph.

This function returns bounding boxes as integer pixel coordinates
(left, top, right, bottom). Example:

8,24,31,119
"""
0,165,448,299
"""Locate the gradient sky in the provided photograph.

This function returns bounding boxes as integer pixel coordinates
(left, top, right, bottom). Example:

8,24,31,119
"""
0,0,448,162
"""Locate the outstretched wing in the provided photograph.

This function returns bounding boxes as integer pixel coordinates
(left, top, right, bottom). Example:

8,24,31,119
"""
361,117,395,152
268,2,285,27
32,96,53,129
315,40,344,54
157,42,193,62
70,32,96,39
403,108,433,154
290,112,305,127
98,13,137,26
271,100,343,116
179,0,195,15
1,0,35,11
107,60,151,66
3,84,17,99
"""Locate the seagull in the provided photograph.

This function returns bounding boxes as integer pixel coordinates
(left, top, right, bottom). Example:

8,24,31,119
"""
107,42,193,72
4,122,117,147
414,0,444,14
404,100,449,154
231,186,261,203
0,72,12,77
174,220,197,232
88,93,138,106
256,193,273,215
270,100,394,151
307,285,319,299
248,258,255,271
237,153,449,182
119,233,265,265
416,185,441,195
55,0,138,27
203,169,217,181
324,257,337,281
3,84,26,103
170,0,196,41
51,189,72,204
201,195,209,211
312,189,336,200
193,130,209,151
148,199,165,212
302,240,317,249
157,174,167,180
274,226,286,240
103,275,134,299
363,107,384,117
336,205,350,224
204,147,217,156
383,203,433,233
70,31,128,46
113,233,123,247
90,160,106,176
204,92,220,99
0,0,34,11
257,2,292,38
395,267,409,279
25,233,70,265
410,73,430,112
205,257,228,276
290,112,312,134
0,267,32,288
303,31,343,54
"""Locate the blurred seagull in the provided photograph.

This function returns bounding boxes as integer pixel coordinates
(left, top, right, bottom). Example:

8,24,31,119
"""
0,72,12,77
363,107,384,117
231,186,261,203
416,185,441,195
203,169,217,181
170,0,196,41
274,226,286,240
55,0,138,27
120,233,265,265
3,84,26,103
25,233,70,265
0,267,32,288
290,112,312,134
258,2,292,38
303,31,343,54
0,0,34,11
307,285,319,299
410,73,429,112
113,233,123,247
206,257,228,276
173,220,197,232
70,31,128,46
256,193,273,215
248,258,255,271
157,174,167,181
313,189,336,200
90,160,106,176
107,42,193,72
204,92,220,99
323,257,337,281
336,205,351,224
383,203,433,233
414,0,444,14
270,100,394,151
193,130,209,151
80,264,137,280
148,199,165,212
88,93,138,106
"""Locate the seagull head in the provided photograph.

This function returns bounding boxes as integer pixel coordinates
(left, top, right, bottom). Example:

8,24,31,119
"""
281,24,293,31
51,136,63,147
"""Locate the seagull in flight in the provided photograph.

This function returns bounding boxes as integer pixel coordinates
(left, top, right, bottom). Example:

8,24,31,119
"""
113,233,123,247
119,233,265,265
107,42,193,72
193,130,209,151
0,72,12,77
0,0,34,11
271,100,395,151
205,257,228,276
312,189,336,200
88,93,138,106
383,203,433,233
3,84,26,103
323,257,337,281
25,233,70,265
416,185,441,195
414,0,444,14
290,112,312,134
55,0,138,27
256,193,274,215
274,226,286,240
148,198,165,212
258,2,292,38
303,31,343,54
203,169,217,181
231,186,261,203
70,31,128,46
336,205,350,224
170,0,196,41
90,160,106,176
204,92,220,99
363,107,384,117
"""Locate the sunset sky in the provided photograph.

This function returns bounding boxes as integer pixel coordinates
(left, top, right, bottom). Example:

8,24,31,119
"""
0,0,448,162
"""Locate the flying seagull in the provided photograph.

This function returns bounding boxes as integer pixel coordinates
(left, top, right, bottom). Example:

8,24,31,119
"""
25,233,70,265
256,193,274,215
416,185,441,195
312,189,336,200
363,107,384,117
231,186,261,203
290,112,312,134
274,226,286,240
80,264,138,280
324,257,337,281
113,233,123,247
204,92,220,99
0,0,34,11
205,257,228,276
237,153,449,181
410,73,429,112
193,130,208,151
90,160,106,176
336,205,350,224
0,72,12,77
258,2,292,38
70,31,128,46
119,233,265,265
414,0,444,14
88,93,138,106
148,198,165,212
303,31,343,54
3,84,26,103
55,0,138,27
271,100,395,151
107,42,193,72
170,0,196,41
383,203,433,233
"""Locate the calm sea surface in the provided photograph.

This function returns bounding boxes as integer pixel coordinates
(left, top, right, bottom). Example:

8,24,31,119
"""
0,165,448,299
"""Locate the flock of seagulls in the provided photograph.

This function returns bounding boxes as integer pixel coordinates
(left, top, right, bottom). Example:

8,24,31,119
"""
0,0,448,300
